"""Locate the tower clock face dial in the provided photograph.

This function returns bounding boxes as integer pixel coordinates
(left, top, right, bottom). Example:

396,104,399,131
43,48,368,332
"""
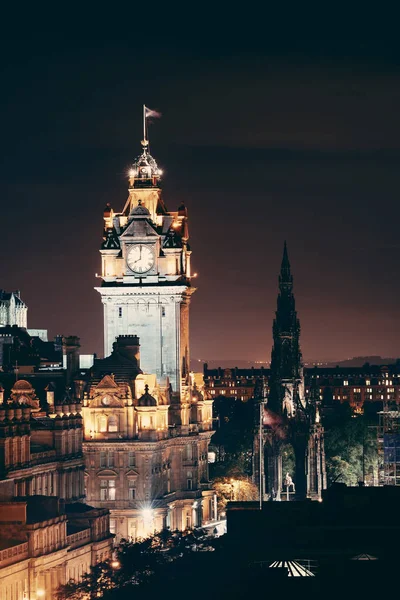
127,244,155,274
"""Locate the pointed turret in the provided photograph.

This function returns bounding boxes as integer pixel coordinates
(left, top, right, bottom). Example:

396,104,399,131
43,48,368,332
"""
279,241,293,290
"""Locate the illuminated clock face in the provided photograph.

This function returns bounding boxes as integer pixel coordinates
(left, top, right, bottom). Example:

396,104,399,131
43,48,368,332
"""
127,244,155,274
102,396,110,406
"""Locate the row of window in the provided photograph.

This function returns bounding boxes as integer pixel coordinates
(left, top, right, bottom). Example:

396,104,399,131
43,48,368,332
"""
99,472,193,501
100,451,136,467
117,306,167,318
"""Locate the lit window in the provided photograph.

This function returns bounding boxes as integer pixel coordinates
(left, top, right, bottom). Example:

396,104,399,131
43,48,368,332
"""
366,380,370,386
343,381,348,386
187,471,193,490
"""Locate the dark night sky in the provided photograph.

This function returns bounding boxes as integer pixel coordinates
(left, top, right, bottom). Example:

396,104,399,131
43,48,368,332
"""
1,27,400,362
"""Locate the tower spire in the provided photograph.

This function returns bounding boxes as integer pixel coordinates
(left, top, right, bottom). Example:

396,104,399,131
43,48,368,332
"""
279,240,293,289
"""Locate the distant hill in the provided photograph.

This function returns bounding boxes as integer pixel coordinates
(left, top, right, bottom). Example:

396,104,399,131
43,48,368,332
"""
191,359,270,371
324,356,398,368
191,356,399,371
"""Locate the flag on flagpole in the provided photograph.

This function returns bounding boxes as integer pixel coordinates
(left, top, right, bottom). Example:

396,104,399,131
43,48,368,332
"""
145,106,162,118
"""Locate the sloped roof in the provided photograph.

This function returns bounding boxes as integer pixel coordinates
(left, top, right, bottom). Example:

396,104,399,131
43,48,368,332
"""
130,204,150,217
120,217,158,238
90,350,141,385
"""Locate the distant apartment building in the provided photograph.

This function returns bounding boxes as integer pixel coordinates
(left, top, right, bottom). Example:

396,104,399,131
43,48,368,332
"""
0,290,27,329
204,364,400,412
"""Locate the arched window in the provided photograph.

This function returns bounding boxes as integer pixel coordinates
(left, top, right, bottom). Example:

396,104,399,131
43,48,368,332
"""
98,415,107,433
108,415,118,432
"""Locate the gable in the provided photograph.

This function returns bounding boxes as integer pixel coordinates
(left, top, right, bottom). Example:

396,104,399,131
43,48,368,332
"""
95,375,119,390
120,218,158,239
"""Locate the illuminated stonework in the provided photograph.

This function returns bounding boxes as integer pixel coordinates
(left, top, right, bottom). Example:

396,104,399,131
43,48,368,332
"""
85,128,216,540
80,336,215,542
95,140,192,404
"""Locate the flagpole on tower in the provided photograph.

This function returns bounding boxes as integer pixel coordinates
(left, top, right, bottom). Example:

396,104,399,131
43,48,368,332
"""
143,104,147,144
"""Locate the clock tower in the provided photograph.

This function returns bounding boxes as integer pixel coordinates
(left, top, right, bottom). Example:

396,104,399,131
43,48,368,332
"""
95,135,194,410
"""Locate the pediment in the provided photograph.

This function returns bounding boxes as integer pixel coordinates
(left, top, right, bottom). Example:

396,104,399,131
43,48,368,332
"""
95,375,119,390
125,469,139,479
97,469,118,478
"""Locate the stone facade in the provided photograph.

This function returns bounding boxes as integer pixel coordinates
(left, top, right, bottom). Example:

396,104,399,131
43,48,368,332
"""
0,291,27,329
95,142,192,400
80,336,215,542
0,381,113,600
253,243,326,501
81,135,216,541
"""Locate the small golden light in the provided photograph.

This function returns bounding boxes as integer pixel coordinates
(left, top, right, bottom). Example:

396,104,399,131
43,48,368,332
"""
37,590,45,598
111,560,120,569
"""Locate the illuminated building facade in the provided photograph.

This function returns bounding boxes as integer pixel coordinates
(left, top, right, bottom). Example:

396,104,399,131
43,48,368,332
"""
253,243,326,501
0,380,113,600
81,131,216,541
95,138,192,402
0,291,27,329
204,365,400,413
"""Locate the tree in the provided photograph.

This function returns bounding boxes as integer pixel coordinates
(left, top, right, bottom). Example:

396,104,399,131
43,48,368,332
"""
324,411,378,486
56,529,215,600
211,395,255,479
212,476,258,514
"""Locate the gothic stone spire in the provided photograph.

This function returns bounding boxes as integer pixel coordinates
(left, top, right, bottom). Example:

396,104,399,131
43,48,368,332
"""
269,242,303,413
